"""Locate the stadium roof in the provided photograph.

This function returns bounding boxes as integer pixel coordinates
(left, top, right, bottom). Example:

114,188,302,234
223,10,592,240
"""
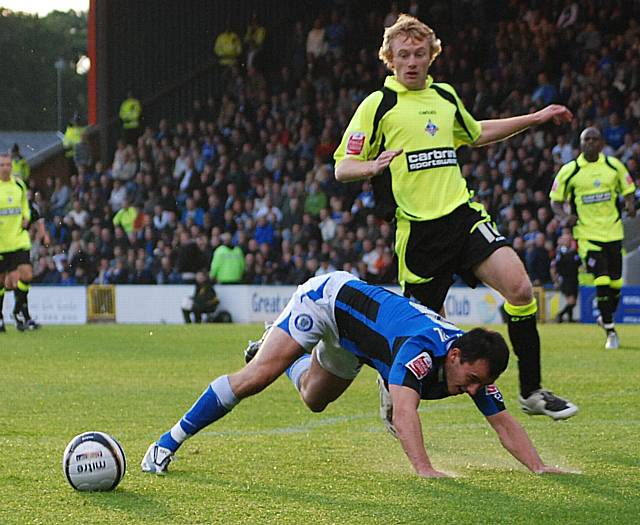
0,131,64,168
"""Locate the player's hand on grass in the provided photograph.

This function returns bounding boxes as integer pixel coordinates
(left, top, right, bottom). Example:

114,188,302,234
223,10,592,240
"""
417,467,450,478
533,465,574,475
536,105,573,125
373,149,403,175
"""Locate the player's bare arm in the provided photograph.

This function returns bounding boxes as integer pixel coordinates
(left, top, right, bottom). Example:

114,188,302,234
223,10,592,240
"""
550,200,577,226
334,149,403,183
486,411,568,474
474,105,573,147
390,384,448,478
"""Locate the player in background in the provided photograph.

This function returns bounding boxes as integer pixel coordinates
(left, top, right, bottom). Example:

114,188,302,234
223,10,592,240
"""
550,127,636,348
333,14,576,420
0,151,43,332
142,272,569,478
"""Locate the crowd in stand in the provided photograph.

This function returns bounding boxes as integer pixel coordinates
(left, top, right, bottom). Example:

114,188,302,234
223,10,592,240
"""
25,0,640,289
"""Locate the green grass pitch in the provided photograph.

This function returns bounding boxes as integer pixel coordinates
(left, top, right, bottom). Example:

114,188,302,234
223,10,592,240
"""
1,323,639,524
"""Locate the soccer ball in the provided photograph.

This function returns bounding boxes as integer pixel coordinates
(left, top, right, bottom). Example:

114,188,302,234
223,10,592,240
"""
62,431,126,491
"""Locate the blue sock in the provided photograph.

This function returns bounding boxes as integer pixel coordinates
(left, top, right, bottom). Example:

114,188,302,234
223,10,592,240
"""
157,375,239,452
285,354,312,392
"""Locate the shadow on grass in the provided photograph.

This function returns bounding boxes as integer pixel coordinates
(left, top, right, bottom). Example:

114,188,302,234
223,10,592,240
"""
173,467,619,523
79,487,171,521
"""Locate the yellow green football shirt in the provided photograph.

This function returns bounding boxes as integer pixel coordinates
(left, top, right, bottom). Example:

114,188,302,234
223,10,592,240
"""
334,75,482,221
0,175,31,252
550,153,635,242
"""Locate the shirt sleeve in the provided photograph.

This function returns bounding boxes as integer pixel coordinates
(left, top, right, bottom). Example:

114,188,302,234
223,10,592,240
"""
437,83,482,148
388,338,437,396
471,384,506,416
334,91,385,166
549,161,574,202
609,156,636,196
18,179,31,223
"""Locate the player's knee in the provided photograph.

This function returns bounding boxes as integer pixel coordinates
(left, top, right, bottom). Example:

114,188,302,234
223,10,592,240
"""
505,277,533,305
18,265,32,282
303,396,329,413
6,275,18,290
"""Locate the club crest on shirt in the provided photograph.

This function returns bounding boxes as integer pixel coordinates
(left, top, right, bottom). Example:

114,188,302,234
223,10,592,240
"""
425,119,439,136
7,196,13,203
346,132,365,155
294,313,313,332
594,179,601,188
405,352,432,380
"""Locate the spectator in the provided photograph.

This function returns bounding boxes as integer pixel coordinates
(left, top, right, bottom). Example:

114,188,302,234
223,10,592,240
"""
74,131,92,172
306,17,327,61
10,143,30,182
156,256,182,285
62,116,85,175
531,73,558,106
244,12,266,69
209,232,245,284
113,198,140,234
119,91,142,145
304,181,327,218
50,178,71,216
552,135,574,165
65,200,90,230
215,26,242,67
383,2,399,27
325,10,346,59
603,113,628,150
556,1,578,29
254,215,275,246
526,233,552,286
181,197,205,227
130,258,156,284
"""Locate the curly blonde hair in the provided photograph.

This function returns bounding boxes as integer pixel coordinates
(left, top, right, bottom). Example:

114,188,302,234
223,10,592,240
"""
378,14,442,70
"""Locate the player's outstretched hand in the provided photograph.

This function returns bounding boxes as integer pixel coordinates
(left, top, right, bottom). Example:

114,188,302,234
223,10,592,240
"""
373,149,403,175
536,105,573,125
533,465,576,475
417,467,451,478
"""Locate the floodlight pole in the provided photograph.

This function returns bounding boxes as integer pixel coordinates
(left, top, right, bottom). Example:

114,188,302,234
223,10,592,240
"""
54,58,66,131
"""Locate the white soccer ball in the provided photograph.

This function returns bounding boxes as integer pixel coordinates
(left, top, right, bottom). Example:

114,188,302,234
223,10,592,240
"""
62,431,126,491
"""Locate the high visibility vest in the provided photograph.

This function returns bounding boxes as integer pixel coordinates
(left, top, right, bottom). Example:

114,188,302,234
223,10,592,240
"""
11,157,31,181
214,31,242,66
119,97,142,129
63,125,85,158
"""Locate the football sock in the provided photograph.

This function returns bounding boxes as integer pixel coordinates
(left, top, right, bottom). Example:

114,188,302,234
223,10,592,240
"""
285,354,312,391
504,300,541,398
157,375,239,452
15,280,31,320
557,304,574,321
0,286,5,315
595,284,613,325
610,278,623,317
566,304,574,322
